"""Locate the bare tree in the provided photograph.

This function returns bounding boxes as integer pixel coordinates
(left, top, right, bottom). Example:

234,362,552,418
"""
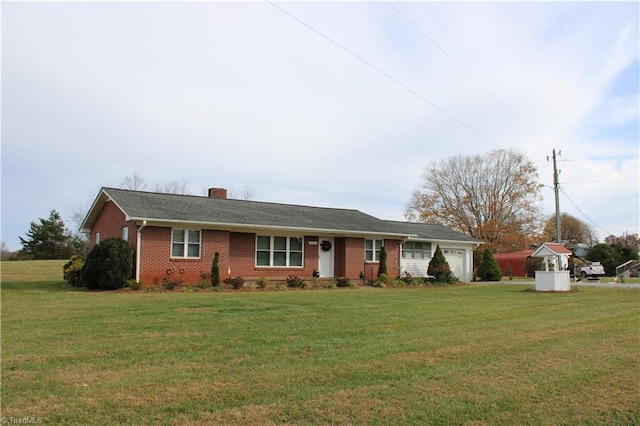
228,184,256,200
605,232,640,248
541,213,592,245
120,171,148,191
1,241,12,260
406,149,543,252
155,180,190,195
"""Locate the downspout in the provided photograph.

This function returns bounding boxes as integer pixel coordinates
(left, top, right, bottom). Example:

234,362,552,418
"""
136,220,147,283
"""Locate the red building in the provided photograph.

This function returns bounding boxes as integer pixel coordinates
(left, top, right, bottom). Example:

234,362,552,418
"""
494,249,535,277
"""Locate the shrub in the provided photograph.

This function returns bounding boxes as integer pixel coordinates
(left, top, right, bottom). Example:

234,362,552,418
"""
410,277,424,286
375,272,390,287
195,278,210,289
82,238,134,290
211,252,220,287
127,279,143,290
225,276,245,289
162,275,183,290
476,248,502,281
400,271,412,284
427,245,454,283
256,277,268,289
310,277,322,289
325,282,337,289
63,255,85,287
286,275,304,288
336,277,354,288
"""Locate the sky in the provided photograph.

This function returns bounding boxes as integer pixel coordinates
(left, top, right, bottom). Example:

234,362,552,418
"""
2,1,638,251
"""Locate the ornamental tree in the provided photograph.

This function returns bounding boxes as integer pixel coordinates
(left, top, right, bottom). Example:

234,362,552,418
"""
428,245,454,283
476,247,502,281
211,252,220,287
377,246,388,278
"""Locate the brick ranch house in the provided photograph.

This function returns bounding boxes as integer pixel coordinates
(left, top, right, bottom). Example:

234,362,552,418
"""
80,187,481,285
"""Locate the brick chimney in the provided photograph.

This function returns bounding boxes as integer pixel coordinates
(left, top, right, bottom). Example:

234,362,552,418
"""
208,187,228,199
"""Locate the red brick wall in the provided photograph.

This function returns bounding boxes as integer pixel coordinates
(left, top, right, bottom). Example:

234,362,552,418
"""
139,227,231,285
88,201,135,250
338,237,401,281
383,239,401,278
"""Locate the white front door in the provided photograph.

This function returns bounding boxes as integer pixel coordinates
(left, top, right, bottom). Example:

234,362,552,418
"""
318,238,334,278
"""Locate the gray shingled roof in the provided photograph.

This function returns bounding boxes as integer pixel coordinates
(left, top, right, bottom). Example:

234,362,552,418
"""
81,188,483,244
385,220,481,243
92,187,406,236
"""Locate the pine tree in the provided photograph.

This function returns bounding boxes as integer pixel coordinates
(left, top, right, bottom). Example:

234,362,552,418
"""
427,245,454,283
476,247,502,281
211,252,220,287
19,209,71,259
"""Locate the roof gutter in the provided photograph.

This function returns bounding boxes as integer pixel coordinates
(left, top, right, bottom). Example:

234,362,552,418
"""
135,220,147,283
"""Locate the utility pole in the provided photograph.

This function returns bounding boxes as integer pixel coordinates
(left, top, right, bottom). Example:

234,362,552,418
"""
548,149,562,244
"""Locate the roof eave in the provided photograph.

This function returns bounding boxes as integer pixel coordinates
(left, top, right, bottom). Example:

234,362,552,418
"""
129,217,414,238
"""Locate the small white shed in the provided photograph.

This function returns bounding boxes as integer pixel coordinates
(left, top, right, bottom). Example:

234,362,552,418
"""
531,243,573,291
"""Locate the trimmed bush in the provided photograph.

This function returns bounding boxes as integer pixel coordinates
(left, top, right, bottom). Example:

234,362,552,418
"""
63,255,85,287
427,245,454,283
477,248,502,281
82,238,133,290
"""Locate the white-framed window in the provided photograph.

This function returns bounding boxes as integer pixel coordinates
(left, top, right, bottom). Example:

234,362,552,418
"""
122,226,129,241
402,242,431,259
256,236,303,267
171,229,201,258
95,232,101,244
365,239,383,262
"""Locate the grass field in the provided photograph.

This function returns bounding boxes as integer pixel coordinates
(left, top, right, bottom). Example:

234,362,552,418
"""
1,260,639,425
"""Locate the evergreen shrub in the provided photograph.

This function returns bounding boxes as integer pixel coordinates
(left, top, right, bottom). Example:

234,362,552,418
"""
82,238,134,290
477,248,503,281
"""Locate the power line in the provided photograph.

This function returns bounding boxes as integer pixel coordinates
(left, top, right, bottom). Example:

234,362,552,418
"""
265,0,502,149
386,1,546,142
562,163,639,184
559,187,613,237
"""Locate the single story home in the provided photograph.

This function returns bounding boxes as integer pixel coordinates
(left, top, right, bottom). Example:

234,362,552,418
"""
80,187,482,285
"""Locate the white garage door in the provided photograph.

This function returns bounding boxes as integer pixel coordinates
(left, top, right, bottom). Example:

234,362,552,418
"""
442,248,464,279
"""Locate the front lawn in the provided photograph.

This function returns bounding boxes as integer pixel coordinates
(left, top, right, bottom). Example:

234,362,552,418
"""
1,261,638,424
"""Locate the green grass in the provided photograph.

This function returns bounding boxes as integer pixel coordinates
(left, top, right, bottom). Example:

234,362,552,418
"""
2,261,639,424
